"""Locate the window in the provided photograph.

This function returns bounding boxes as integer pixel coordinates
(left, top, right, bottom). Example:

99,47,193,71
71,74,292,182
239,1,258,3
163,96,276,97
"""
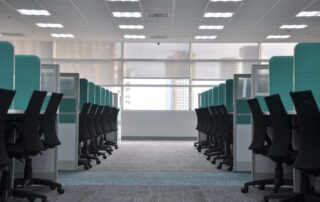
260,43,297,60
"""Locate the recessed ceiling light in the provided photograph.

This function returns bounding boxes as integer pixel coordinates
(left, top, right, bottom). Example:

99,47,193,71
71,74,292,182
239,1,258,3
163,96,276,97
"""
112,12,141,18
266,35,291,39
17,9,50,16
199,25,224,30
51,34,74,38
106,0,139,1
210,0,242,2
204,12,233,18
36,23,63,28
119,25,144,29
124,35,146,39
195,35,217,39
280,25,308,29
296,11,320,17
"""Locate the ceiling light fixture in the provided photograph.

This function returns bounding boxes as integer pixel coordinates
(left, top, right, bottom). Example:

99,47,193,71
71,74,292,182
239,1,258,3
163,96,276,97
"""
195,35,217,39
280,25,308,29
124,34,146,39
17,9,50,16
119,25,144,29
210,0,243,2
204,12,233,18
296,11,320,17
199,25,224,30
51,34,74,38
112,12,141,18
36,23,63,28
266,35,291,39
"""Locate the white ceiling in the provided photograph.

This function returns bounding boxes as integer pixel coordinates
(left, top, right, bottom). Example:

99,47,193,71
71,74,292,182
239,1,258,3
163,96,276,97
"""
0,0,320,42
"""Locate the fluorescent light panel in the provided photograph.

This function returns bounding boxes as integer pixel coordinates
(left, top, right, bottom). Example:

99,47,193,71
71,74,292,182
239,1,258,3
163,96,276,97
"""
124,35,146,39
210,0,242,2
296,11,320,17
266,35,291,39
17,9,50,16
195,35,217,39
199,25,224,30
36,23,63,28
112,12,141,18
119,25,144,29
280,24,308,29
51,34,74,38
204,12,233,18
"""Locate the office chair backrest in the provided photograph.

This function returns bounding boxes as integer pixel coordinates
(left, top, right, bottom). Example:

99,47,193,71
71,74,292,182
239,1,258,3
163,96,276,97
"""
290,90,320,170
208,106,219,136
265,94,292,159
221,105,233,143
101,106,111,132
42,93,63,148
195,108,201,130
0,89,15,167
93,105,104,135
110,108,120,131
23,90,47,154
87,104,98,137
247,98,269,154
79,102,91,141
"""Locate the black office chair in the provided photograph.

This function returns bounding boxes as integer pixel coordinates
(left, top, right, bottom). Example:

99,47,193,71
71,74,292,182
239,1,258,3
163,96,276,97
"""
278,90,320,202
6,90,48,202
100,106,117,150
263,94,295,201
241,98,273,193
13,93,65,194
95,106,113,155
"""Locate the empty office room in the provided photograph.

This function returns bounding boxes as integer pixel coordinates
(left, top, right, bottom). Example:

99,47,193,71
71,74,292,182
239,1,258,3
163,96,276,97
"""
1,0,320,202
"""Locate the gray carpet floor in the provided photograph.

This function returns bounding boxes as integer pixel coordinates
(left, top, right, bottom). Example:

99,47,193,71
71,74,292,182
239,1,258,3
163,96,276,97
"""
9,141,278,202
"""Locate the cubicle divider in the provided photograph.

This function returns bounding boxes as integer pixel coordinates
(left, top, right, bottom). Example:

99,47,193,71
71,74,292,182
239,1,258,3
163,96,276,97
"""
233,74,252,171
0,41,14,91
88,82,95,104
95,85,101,105
218,84,226,105
225,80,233,113
213,87,219,106
79,78,88,110
58,73,80,171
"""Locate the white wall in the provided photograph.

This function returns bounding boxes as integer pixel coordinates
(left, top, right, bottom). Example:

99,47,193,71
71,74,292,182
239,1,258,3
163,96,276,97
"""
122,111,197,138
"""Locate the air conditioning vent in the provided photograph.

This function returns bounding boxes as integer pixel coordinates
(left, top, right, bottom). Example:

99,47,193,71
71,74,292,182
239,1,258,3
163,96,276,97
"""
0,33,25,37
147,13,169,18
150,35,167,39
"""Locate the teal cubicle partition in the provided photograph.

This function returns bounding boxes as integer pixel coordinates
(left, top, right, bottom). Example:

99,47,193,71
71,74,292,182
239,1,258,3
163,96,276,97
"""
108,91,113,106
213,87,219,106
101,88,106,106
14,55,40,109
270,56,294,110
88,82,95,104
79,79,88,110
208,89,213,106
226,80,233,112
0,41,14,90
95,85,101,105
294,43,320,104
203,91,208,107
218,84,226,105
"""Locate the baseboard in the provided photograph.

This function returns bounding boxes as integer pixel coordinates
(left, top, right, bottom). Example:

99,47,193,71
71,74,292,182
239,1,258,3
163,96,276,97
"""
121,136,197,141
58,161,78,171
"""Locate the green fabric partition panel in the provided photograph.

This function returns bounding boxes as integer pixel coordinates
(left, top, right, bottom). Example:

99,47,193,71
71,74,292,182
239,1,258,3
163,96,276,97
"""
88,82,95,104
59,99,77,123
105,89,109,106
294,43,320,104
0,41,14,90
14,55,40,110
204,91,208,107
226,80,233,112
208,89,213,106
236,99,251,124
94,85,101,105
218,84,226,105
101,88,106,106
269,56,294,111
79,79,88,110
109,91,113,106
213,87,219,106
200,92,204,107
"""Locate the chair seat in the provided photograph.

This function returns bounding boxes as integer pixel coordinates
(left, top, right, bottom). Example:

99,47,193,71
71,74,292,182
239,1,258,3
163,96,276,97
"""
249,145,269,155
7,143,43,157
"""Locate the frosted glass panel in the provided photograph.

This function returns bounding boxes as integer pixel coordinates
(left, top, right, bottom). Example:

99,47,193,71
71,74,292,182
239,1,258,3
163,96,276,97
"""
237,78,251,99
54,41,121,59
41,67,58,93
11,41,53,59
192,80,225,86
123,79,189,85
191,62,257,80
124,61,189,78
123,87,189,110
260,43,297,60
191,43,258,59
58,61,121,85
256,69,269,95
60,77,76,97
124,43,189,59
192,87,212,109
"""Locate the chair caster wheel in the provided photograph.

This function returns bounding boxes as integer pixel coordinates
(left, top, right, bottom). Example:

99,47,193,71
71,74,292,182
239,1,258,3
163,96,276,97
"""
211,160,216,164
197,149,201,152
96,160,101,164
84,165,90,170
115,146,118,150
28,197,36,201
227,166,233,171
57,186,65,194
42,198,48,202
49,185,56,190
241,187,248,193
206,156,210,160
258,185,265,190
217,165,222,169
103,155,107,159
